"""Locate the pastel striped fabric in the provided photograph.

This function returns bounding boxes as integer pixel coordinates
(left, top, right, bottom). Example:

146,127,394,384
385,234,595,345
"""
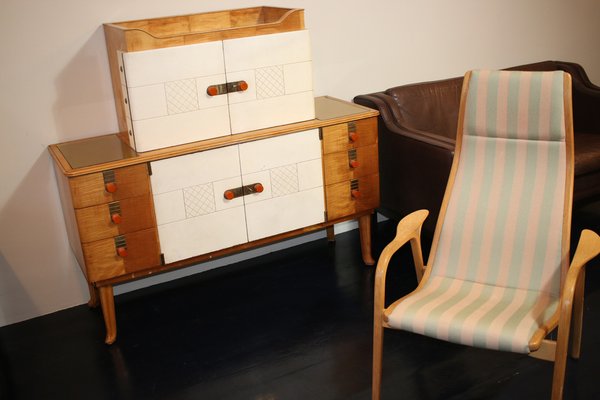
386,70,568,353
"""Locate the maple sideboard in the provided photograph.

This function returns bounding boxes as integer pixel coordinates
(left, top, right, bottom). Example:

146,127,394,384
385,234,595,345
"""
49,96,379,344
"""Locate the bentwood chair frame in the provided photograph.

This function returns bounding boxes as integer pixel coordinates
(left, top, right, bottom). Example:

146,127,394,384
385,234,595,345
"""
372,70,600,400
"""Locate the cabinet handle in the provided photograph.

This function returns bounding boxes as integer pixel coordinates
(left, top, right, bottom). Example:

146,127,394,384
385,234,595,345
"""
207,80,249,97
105,182,118,193
115,235,127,258
109,202,122,224
350,179,360,199
223,182,264,200
103,170,117,193
348,149,359,168
348,131,359,142
117,246,128,258
111,213,122,224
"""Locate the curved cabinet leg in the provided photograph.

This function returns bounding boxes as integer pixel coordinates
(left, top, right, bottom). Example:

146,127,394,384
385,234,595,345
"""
326,226,336,243
359,213,375,265
87,282,100,308
99,285,117,345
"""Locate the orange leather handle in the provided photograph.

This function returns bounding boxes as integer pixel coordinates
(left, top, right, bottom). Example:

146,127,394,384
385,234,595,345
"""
349,131,359,142
224,182,264,200
105,182,118,193
111,213,122,224
207,80,249,97
116,247,128,258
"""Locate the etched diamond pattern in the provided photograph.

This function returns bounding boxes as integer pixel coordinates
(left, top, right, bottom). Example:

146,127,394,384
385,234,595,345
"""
255,66,285,99
184,184,215,218
271,165,299,197
165,79,199,114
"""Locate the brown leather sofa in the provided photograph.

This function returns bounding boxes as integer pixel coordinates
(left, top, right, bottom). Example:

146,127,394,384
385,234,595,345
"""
354,61,600,239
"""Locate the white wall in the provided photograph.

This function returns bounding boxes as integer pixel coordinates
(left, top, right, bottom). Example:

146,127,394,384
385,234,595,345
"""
1,0,599,326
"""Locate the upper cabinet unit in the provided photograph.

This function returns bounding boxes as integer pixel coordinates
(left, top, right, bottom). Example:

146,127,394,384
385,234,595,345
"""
104,7,315,152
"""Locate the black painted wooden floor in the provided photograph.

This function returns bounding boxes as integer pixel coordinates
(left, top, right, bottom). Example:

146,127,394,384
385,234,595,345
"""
1,205,599,400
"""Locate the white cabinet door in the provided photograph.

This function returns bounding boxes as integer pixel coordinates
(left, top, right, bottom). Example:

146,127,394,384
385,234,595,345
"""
121,30,314,152
150,146,248,264
224,30,315,134
150,129,324,264
239,129,325,241
122,41,231,152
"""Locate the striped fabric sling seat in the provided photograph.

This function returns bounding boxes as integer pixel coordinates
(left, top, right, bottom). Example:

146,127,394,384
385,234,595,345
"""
387,70,567,353
371,70,600,400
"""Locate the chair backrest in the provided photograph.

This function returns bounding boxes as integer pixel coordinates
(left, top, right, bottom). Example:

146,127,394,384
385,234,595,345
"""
428,70,574,298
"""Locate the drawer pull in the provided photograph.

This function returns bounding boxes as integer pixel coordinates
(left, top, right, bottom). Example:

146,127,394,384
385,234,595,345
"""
111,213,122,225
117,247,128,258
114,235,127,258
207,80,248,97
108,202,122,224
348,122,358,142
351,179,361,199
223,182,264,200
103,170,117,193
105,182,117,193
349,149,359,168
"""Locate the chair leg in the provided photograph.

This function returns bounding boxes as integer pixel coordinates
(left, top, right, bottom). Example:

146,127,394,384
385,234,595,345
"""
373,319,384,400
570,269,585,359
551,330,568,399
552,299,574,400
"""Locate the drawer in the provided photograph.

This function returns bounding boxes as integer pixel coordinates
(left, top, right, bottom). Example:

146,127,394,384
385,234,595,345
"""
325,174,379,221
322,144,378,186
82,228,161,282
69,164,151,209
75,193,156,243
321,117,377,154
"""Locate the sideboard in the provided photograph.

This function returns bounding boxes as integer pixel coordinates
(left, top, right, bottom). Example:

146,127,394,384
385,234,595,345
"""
49,96,379,343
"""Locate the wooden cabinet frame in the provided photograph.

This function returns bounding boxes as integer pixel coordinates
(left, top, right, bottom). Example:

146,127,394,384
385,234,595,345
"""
49,96,379,344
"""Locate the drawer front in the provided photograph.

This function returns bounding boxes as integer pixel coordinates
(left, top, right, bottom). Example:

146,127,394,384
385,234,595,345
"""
82,228,161,282
322,144,378,186
321,117,377,154
75,193,156,243
325,174,380,221
70,164,151,209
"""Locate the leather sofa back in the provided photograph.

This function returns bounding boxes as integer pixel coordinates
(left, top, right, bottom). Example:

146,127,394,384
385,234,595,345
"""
385,77,463,140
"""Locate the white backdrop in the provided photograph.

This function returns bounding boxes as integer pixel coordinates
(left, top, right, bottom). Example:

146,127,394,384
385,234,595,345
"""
1,0,599,326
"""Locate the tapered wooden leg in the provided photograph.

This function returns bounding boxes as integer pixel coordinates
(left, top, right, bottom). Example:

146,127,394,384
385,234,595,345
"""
570,269,585,359
87,282,100,308
326,226,336,243
359,214,375,265
99,285,117,345
372,317,384,400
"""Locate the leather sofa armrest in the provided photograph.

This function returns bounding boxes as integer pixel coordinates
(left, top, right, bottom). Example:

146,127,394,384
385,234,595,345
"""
354,93,456,151
354,92,455,240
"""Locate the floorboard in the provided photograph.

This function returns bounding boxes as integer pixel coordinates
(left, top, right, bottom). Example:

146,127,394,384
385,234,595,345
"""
1,203,599,400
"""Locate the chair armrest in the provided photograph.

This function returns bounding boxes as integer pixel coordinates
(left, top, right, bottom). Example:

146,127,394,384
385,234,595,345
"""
561,229,600,306
374,210,429,313
530,229,600,350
